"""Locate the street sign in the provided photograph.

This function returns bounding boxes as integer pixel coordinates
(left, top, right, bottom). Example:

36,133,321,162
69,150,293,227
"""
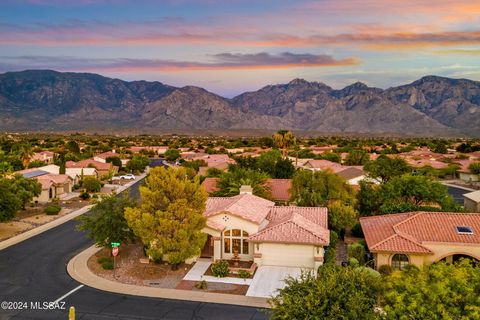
112,247,119,257
111,242,120,248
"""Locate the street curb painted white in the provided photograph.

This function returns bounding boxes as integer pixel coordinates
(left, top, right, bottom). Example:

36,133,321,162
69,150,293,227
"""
67,245,270,309
0,205,94,251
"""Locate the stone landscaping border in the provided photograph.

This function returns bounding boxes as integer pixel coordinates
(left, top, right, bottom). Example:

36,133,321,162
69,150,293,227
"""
67,245,270,309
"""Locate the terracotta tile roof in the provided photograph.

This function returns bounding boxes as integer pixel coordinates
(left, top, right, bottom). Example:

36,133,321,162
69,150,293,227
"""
36,174,71,189
202,177,220,193
360,212,480,254
205,220,225,232
66,159,113,171
249,207,329,246
304,159,343,172
265,179,292,201
205,194,275,224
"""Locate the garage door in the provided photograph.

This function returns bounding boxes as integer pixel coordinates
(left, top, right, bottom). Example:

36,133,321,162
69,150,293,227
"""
260,243,314,268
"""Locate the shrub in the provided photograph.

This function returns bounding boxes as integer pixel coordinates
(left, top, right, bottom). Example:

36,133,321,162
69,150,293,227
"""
97,257,114,270
351,223,364,238
79,192,90,200
329,230,339,248
378,264,393,275
238,269,250,279
82,177,102,193
211,260,229,277
348,257,359,268
44,204,61,215
324,247,336,265
348,242,366,265
195,280,207,290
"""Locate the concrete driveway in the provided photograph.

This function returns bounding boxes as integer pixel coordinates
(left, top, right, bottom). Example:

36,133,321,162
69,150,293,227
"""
246,266,303,298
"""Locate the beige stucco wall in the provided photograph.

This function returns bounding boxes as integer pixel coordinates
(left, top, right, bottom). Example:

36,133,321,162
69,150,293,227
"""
254,243,324,269
459,172,479,182
34,188,53,203
374,243,480,269
464,198,480,212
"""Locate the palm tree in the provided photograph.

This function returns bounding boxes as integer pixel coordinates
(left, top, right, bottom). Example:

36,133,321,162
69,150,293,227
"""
273,130,296,158
19,144,34,167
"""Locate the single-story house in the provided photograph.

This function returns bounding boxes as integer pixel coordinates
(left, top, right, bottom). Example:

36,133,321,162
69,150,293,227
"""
201,178,292,203
360,212,480,270
17,168,73,203
201,187,329,269
30,151,55,164
66,159,118,178
129,146,168,155
93,151,129,166
464,190,480,212
336,167,366,185
17,164,97,185
303,159,343,172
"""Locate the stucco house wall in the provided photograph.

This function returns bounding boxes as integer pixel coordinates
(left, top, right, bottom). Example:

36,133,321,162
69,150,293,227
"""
459,172,479,182
464,197,480,212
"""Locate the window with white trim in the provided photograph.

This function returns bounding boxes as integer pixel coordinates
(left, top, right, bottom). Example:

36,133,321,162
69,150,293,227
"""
223,229,249,255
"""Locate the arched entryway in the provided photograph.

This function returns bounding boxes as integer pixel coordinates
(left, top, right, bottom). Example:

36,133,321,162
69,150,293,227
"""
438,253,479,264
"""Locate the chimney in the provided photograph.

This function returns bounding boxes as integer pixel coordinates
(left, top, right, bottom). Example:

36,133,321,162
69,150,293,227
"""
239,185,253,195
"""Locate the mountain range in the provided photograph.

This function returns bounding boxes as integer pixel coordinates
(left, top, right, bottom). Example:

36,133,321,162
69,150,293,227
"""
0,70,479,136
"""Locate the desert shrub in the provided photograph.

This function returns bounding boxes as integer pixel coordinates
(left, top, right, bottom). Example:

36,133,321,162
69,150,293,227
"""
211,260,229,277
195,280,207,290
238,269,250,279
97,257,114,270
44,204,61,215
378,264,393,275
79,192,90,200
348,257,359,268
323,247,336,265
82,177,102,193
348,242,366,265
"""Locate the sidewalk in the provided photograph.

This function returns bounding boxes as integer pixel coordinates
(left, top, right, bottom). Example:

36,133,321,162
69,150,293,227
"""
68,245,270,308
183,260,253,285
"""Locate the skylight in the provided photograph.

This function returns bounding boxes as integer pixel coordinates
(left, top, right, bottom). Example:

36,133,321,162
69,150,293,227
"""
456,226,474,235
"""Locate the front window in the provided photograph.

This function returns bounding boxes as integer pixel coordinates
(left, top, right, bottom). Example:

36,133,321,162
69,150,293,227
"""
223,229,249,255
391,254,409,270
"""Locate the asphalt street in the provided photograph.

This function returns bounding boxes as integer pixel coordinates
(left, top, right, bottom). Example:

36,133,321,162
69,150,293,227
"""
0,179,269,320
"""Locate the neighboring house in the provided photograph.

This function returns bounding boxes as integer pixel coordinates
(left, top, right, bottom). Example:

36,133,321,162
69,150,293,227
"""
129,146,168,155
191,154,235,171
201,178,292,203
336,167,366,185
66,159,118,177
451,159,479,183
360,212,480,271
464,190,480,212
18,169,73,203
31,151,55,164
303,159,343,172
201,187,329,269
93,151,129,166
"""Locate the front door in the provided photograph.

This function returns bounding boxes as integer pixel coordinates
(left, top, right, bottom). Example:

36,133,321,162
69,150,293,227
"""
201,234,214,258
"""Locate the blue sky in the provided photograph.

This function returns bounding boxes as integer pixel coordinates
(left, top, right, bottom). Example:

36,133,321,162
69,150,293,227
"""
1,0,480,97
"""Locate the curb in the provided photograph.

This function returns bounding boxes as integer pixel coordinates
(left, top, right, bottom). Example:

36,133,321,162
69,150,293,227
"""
0,205,94,251
67,245,271,309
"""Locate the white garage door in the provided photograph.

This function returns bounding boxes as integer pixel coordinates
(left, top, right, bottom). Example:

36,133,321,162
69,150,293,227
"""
260,243,314,268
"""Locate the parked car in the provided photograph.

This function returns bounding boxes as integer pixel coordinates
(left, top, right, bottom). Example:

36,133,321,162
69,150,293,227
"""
119,174,135,180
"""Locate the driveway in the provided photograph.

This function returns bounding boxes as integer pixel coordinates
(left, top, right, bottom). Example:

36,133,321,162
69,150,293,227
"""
246,266,303,298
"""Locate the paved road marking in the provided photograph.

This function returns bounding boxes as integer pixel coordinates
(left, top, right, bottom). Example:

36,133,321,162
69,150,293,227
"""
53,284,84,304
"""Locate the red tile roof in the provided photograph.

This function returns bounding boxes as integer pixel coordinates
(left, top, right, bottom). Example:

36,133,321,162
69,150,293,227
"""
265,179,292,201
360,212,480,254
202,177,220,193
66,159,113,171
249,206,329,246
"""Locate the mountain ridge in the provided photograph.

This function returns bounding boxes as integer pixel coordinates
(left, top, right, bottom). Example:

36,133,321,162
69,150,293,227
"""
0,70,479,136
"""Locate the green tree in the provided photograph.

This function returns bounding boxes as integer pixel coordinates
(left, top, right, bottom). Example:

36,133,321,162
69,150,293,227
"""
345,149,369,165
257,149,282,176
468,162,480,174
357,180,384,216
106,156,122,170
82,176,102,193
383,260,480,319
273,130,296,158
364,155,411,183
290,170,355,207
270,266,382,320
318,152,341,163
124,167,207,268
66,140,80,154
126,155,149,173
165,149,181,162
214,167,270,198
77,195,136,248
0,175,41,221
273,157,295,179
328,200,357,233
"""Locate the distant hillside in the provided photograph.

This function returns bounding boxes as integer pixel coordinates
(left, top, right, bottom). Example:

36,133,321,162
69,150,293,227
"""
0,70,479,136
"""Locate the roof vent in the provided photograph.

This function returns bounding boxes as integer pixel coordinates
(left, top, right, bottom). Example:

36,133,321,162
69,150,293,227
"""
456,226,474,235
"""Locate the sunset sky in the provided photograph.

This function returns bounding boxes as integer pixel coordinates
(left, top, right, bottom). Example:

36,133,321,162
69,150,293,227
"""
1,0,480,97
